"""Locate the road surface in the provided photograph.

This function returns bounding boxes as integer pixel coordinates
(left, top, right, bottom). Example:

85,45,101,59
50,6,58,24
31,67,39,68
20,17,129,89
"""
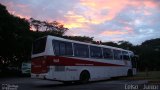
0,77,159,90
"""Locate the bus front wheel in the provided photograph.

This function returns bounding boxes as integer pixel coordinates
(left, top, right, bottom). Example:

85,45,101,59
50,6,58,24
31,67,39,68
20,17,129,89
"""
62,81,73,85
127,69,133,76
79,70,90,83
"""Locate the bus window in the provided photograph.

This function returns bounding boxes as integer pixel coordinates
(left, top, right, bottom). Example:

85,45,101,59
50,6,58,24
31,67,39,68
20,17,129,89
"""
122,51,130,60
113,50,122,60
65,42,73,56
90,46,102,58
59,42,66,55
54,40,60,55
53,40,73,56
74,43,89,58
32,37,47,54
103,48,113,60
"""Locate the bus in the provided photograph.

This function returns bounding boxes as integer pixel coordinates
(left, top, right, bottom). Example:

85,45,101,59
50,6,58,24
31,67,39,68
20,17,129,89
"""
31,35,137,83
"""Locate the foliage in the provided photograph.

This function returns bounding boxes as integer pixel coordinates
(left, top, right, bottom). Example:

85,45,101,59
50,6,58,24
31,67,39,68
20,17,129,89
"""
0,3,31,69
30,18,68,36
0,3,160,72
0,4,68,69
102,41,119,47
63,36,94,42
138,38,160,71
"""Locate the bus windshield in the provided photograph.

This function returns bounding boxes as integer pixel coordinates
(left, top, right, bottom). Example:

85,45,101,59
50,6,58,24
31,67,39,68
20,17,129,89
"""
32,37,47,54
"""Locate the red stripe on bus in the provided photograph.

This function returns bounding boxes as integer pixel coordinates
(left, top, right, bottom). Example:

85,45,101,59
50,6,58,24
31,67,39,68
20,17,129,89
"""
31,56,125,74
31,56,48,74
46,56,124,66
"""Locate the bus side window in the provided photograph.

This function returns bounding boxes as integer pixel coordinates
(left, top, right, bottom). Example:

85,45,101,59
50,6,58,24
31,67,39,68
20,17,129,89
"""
59,42,66,55
53,40,60,55
103,48,113,60
53,40,73,56
74,43,89,58
113,50,122,60
65,42,73,56
90,46,102,58
122,51,130,60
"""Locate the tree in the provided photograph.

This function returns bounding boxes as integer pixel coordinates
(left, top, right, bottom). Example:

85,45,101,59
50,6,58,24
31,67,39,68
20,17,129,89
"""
1,3,160,73
102,41,119,47
138,38,160,71
118,41,133,50
30,18,42,32
0,3,31,69
30,18,68,36
64,36,94,42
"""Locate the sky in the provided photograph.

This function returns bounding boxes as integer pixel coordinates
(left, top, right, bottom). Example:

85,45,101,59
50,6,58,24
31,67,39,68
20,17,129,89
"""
1,0,160,45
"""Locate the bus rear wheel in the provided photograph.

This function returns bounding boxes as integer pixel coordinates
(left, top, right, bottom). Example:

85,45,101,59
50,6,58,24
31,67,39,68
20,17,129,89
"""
79,70,90,83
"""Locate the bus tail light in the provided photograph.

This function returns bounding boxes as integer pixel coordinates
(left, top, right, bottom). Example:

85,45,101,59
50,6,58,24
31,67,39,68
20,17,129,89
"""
31,56,49,74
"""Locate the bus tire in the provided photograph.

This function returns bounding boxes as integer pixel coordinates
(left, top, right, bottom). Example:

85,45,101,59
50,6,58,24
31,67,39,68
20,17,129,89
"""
62,81,73,85
79,70,90,83
127,69,133,77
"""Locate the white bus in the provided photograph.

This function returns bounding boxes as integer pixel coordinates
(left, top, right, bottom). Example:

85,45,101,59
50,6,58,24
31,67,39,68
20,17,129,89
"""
31,35,137,83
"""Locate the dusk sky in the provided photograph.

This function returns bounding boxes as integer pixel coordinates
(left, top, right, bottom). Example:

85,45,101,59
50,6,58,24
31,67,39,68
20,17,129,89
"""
1,0,160,45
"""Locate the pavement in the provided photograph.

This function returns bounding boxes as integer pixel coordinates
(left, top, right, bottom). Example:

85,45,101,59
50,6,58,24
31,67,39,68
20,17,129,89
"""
0,77,159,90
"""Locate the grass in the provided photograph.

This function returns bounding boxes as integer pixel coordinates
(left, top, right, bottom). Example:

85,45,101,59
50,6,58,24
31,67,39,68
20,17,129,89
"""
119,71,160,83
